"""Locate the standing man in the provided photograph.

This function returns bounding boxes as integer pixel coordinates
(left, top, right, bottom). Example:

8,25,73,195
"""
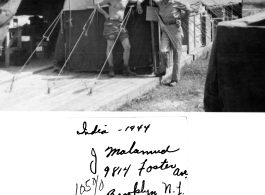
154,0,191,86
95,0,143,77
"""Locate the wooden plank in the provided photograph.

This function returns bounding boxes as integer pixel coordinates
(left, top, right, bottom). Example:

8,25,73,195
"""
91,77,160,111
52,80,137,111
2,79,83,111
37,77,121,111
201,14,211,46
0,72,51,105
188,15,195,54
1,74,92,111
0,72,98,110
194,14,202,49
4,73,111,111
0,64,53,85
52,75,153,111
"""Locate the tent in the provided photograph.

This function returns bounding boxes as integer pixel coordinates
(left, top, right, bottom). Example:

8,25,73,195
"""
1,0,241,72
53,0,154,73
0,0,154,73
204,11,265,112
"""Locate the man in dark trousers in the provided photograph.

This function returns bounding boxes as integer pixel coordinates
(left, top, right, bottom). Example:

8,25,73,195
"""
154,0,191,86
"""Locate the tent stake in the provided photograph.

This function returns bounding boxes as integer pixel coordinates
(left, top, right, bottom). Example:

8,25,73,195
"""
8,75,15,93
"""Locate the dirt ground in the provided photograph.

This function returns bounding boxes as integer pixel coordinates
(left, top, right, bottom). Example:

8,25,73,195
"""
116,54,210,112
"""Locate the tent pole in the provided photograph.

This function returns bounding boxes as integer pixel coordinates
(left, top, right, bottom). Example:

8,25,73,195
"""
149,0,158,77
68,0,72,70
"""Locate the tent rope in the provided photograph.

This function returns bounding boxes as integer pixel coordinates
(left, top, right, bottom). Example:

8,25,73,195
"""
88,6,133,94
51,8,97,91
60,10,64,34
7,10,64,93
69,0,73,27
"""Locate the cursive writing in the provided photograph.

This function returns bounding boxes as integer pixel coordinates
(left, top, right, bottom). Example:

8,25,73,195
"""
162,181,184,195
105,141,179,158
107,180,157,195
77,122,109,135
138,158,188,177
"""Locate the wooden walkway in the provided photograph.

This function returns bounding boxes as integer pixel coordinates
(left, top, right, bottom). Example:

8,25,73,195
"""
0,45,211,111
0,67,161,111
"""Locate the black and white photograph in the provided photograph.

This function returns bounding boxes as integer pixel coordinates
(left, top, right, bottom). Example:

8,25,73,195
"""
1,0,264,112
1,1,265,195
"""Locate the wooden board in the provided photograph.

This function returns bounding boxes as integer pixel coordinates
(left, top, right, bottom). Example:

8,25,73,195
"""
201,14,211,46
146,6,159,22
194,14,202,49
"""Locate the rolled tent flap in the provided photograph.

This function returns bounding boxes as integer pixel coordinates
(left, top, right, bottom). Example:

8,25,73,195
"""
63,0,95,10
0,0,22,47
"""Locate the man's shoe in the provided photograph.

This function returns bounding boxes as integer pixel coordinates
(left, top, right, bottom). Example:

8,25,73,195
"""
155,70,166,77
163,80,178,87
168,81,178,87
53,66,61,73
109,67,115,77
123,66,136,76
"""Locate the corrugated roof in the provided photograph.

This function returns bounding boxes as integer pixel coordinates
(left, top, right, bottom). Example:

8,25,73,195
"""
202,0,241,6
243,0,265,3
185,0,241,6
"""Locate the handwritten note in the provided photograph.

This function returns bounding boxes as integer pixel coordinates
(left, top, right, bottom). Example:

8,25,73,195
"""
68,116,189,195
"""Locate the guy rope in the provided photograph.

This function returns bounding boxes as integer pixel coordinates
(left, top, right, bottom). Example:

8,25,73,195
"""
49,8,97,94
7,10,64,93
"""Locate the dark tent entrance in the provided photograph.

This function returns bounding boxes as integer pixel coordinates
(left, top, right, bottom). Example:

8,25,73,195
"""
0,0,65,66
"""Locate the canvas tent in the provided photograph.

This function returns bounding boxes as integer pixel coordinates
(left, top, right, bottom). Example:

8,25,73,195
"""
1,0,242,72
53,0,154,73
204,11,265,112
54,0,243,72
0,0,153,72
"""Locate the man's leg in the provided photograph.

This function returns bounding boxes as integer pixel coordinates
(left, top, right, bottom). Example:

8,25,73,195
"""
171,34,182,83
121,38,131,65
121,38,136,76
159,31,170,77
106,40,115,77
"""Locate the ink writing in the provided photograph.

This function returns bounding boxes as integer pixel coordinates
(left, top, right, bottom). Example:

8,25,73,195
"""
162,181,184,195
104,164,131,177
75,176,104,195
105,141,179,158
118,124,151,133
138,158,188,177
77,122,109,135
90,148,97,174
107,180,157,195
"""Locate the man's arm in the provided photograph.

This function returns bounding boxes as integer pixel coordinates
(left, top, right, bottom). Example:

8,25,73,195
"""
129,0,144,14
94,0,111,19
180,3,192,20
